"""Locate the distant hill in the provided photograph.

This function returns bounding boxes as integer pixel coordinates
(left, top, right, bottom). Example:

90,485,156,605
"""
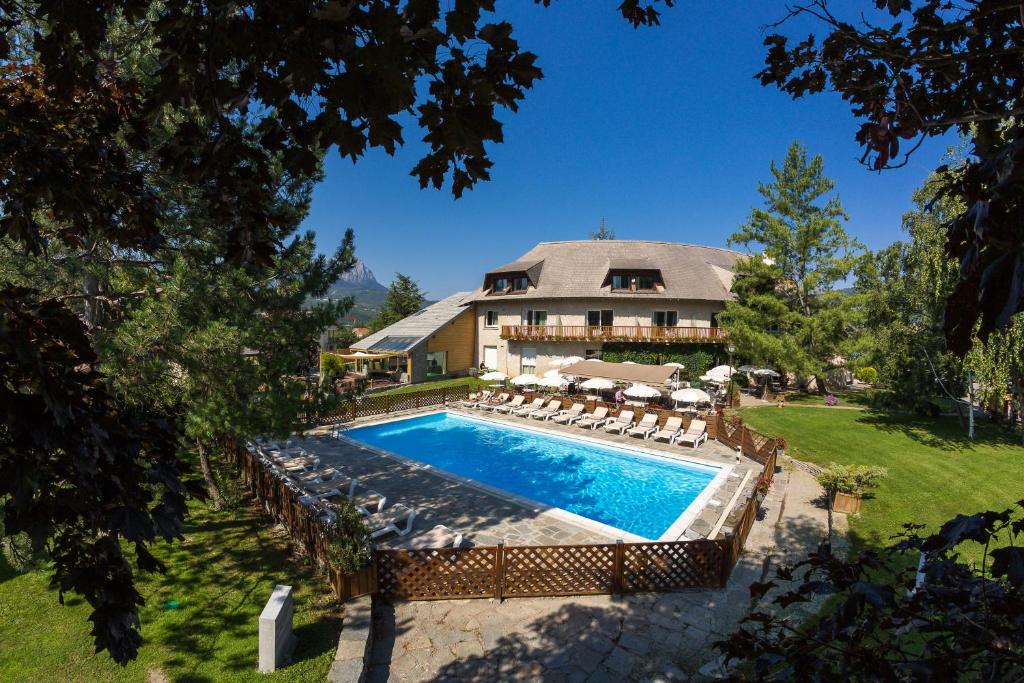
321,258,388,324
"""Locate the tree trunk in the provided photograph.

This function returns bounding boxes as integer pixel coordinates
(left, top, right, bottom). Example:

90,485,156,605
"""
813,374,829,395
197,439,227,510
966,371,975,441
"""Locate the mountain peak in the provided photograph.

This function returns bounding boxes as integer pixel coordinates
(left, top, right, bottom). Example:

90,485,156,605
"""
337,257,381,287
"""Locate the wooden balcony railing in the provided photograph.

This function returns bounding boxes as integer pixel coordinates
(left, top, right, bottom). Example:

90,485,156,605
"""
499,325,726,343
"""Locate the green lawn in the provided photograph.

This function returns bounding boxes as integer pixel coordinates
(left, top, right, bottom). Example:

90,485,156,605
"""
0,499,340,683
738,405,1023,559
777,390,878,408
372,375,489,396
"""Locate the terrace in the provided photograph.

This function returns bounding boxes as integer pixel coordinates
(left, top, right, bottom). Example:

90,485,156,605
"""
500,324,726,343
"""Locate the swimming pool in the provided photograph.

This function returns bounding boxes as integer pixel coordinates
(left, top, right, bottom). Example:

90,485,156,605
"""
343,412,724,540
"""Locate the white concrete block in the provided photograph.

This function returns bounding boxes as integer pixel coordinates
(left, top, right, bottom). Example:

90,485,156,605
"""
258,584,296,673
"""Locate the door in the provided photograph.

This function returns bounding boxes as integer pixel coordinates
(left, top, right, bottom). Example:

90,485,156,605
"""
483,345,498,371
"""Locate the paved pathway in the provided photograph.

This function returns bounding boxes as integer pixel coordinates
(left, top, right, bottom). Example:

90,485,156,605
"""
364,465,847,681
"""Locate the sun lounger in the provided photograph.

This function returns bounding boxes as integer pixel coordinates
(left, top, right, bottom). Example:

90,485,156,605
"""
603,410,635,434
292,466,346,485
456,390,491,408
627,413,659,439
278,454,320,472
366,504,417,539
551,403,585,424
576,406,610,430
393,524,464,550
302,477,354,500
529,399,564,420
675,419,708,448
493,395,526,413
652,416,684,443
512,398,546,416
479,393,512,409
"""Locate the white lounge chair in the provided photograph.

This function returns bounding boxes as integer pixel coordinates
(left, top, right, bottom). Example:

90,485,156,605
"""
393,524,464,550
302,477,355,500
278,454,320,472
576,406,610,430
603,410,635,434
675,419,708,448
292,466,346,485
477,392,509,409
512,398,546,417
529,399,564,420
366,504,417,539
551,403,585,424
455,390,490,408
627,413,659,439
493,395,526,413
652,416,684,443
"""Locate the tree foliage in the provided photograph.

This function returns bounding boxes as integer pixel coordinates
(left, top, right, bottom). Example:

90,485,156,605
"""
757,0,1024,354
717,501,1024,680
371,273,427,331
591,219,616,240
720,141,862,383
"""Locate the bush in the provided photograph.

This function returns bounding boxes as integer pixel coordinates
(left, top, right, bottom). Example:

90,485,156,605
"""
855,366,879,384
816,462,888,497
320,352,346,379
324,499,371,573
731,372,749,388
825,393,839,406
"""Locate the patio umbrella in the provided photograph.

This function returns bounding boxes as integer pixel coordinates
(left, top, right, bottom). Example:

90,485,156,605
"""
671,388,711,403
543,368,562,377
580,377,614,390
538,375,569,389
584,358,603,362
624,383,661,399
479,371,507,381
663,362,686,369
557,356,585,367
753,368,780,377
737,365,758,372
510,373,539,386
622,361,637,365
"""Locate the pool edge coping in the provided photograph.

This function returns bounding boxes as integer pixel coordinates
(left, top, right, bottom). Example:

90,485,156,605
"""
337,409,734,543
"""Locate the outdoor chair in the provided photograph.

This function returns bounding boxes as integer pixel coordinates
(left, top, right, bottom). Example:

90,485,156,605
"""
393,524,464,550
291,466,346,486
675,419,708,448
366,504,417,539
278,454,320,472
478,392,509,409
627,413,659,439
455,390,490,408
652,416,684,443
551,403,585,424
529,399,564,420
576,406,610,430
602,410,635,434
301,477,355,500
493,395,525,413
512,398,546,417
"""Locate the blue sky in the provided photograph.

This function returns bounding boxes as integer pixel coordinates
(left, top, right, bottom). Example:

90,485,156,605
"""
301,2,952,299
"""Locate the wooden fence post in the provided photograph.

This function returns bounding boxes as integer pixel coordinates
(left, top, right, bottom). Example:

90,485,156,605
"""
613,540,625,593
494,541,505,601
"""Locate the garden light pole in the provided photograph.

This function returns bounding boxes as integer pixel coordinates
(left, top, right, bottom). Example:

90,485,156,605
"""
727,342,736,407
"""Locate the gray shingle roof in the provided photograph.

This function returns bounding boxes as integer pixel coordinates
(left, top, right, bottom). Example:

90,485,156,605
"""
471,240,741,302
352,292,474,353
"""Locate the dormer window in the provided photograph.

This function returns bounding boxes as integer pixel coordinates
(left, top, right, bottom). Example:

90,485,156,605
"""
489,275,529,294
608,271,660,292
484,259,543,296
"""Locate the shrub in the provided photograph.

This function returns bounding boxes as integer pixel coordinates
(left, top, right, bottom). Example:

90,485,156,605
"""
855,366,879,384
324,499,371,573
321,352,347,379
825,393,839,406
816,462,888,497
731,372,749,388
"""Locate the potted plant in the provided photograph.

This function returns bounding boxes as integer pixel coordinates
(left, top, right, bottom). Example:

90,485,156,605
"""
816,462,887,514
753,472,772,505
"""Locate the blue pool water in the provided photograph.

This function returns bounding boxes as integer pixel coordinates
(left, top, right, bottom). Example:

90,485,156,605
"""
344,412,719,539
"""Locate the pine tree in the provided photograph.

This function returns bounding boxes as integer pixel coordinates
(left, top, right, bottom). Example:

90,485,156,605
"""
371,274,427,331
591,218,616,240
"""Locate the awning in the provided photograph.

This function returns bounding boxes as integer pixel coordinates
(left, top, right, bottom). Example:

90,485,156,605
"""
561,360,677,386
329,351,406,361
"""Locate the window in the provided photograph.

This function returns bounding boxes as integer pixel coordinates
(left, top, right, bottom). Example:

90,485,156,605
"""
492,277,510,293
484,310,499,328
523,310,547,326
611,274,628,289
426,351,447,379
520,347,537,374
512,276,529,292
653,311,678,327
490,274,528,294
637,275,655,290
610,272,657,291
587,310,614,326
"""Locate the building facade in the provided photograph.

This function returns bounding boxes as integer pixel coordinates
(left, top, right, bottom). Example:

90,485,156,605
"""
470,241,739,376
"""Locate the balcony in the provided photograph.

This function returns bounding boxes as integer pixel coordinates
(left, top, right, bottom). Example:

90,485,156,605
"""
499,325,726,343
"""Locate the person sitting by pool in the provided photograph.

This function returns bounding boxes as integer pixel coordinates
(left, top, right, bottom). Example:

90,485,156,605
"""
614,388,625,404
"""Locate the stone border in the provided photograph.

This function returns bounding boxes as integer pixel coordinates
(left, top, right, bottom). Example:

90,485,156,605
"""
337,408,734,542
328,595,373,683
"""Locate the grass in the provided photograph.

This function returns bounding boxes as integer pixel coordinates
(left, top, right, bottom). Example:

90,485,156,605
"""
777,389,879,408
737,405,1023,561
0,498,340,683
372,375,490,396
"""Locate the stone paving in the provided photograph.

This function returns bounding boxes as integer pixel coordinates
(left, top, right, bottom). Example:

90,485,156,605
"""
363,465,847,681
299,407,758,547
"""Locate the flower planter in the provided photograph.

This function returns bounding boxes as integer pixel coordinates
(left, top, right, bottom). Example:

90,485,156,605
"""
831,491,862,514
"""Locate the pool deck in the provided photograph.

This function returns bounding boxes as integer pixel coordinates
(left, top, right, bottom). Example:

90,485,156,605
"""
300,407,759,548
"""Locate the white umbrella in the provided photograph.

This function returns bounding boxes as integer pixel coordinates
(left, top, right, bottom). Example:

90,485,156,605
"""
699,374,722,383
543,368,562,377
622,361,637,365
510,373,539,386
671,388,711,403
624,383,661,399
584,358,603,362
663,362,686,369
580,377,614,390
538,375,569,389
479,371,507,381
706,364,737,378
737,365,758,372
557,356,585,367
753,368,780,377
